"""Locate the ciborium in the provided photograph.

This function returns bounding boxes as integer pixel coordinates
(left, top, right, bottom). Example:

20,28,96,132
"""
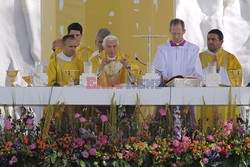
6,70,19,87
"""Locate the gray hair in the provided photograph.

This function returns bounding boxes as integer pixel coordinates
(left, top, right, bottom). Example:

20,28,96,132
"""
102,35,120,47
96,28,111,38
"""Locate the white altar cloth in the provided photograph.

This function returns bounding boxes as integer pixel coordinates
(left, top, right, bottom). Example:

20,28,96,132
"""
0,87,249,106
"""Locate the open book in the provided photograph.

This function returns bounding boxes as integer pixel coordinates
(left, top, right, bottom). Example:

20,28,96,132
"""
165,75,199,87
166,75,197,83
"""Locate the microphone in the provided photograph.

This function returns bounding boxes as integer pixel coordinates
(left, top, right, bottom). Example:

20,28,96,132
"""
53,53,60,87
134,54,147,66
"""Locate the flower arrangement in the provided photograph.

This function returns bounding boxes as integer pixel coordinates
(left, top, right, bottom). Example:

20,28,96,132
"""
0,106,249,167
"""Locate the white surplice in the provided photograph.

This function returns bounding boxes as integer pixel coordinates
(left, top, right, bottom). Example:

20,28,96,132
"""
153,41,203,80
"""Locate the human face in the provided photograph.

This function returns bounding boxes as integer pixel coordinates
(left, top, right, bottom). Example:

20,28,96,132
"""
207,33,223,53
95,36,105,52
104,40,118,58
62,38,78,57
69,30,82,45
170,23,185,43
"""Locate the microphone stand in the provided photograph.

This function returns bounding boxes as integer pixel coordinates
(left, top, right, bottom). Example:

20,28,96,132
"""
53,52,60,87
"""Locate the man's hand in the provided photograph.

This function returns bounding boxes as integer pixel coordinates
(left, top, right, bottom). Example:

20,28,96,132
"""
120,58,130,68
99,58,111,71
163,76,169,84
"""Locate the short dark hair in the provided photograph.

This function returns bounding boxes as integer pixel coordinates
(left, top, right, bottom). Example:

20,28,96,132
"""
169,18,185,31
96,28,111,38
62,34,75,44
208,29,224,40
67,22,83,34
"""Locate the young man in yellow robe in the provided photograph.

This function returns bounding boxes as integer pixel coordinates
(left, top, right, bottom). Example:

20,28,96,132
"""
50,22,92,62
47,34,83,86
91,35,139,87
197,29,242,132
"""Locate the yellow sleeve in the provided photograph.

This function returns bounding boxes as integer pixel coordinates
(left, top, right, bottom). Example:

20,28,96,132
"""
49,48,62,60
76,47,93,62
125,54,140,79
91,56,100,73
47,58,57,86
227,54,242,86
47,58,65,86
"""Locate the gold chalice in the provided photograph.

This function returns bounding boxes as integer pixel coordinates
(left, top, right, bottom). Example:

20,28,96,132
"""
6,70,19,87
22,75,32,87
64,70,79,86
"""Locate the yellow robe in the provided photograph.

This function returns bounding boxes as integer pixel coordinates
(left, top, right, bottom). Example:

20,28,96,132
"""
91,51,140,87
197,49,242,132
75,44,93,62
49,44,93,62
47,54,83,86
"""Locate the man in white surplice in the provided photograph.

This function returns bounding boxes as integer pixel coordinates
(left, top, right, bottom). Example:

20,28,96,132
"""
153,18,203,84
153,18,203,138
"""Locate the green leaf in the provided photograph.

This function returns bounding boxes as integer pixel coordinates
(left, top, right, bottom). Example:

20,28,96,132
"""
239,159,247,167
199,160,205,167
76,159,86,167
51,152,57,164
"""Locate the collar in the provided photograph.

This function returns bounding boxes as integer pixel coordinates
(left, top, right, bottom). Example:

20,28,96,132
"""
170,40,186,47
58,52,72,62
107,55,117,61
206,48,223,55
99,51,123,61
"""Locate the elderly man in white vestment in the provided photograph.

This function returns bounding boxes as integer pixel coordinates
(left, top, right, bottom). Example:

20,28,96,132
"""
153,18,203,137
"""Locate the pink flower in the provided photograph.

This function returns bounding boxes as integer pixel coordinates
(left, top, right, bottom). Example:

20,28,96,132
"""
29,143,36,150
79,117,86,123
205,149,212,156
28,124,33,129
203,158,209,164
9,161,13,166
159,107,166,116
207,135,215,141
100,115,108,122
224,129,231,136
142,123,149,130
26,118,33,125
75,138,85,147
89,148,97,155
182,136,190,142
215,146,222,153
238,127,243,133
11,156,18,163
222,121,228,127
71,154,77,161
82,151,89,158
6,141,13,147
74,113,81,118
4,119,13,130
171,164,177,167
176,146,183,154
152,143,158,148
99,135,108,145
173,139,180,147
225,123,233,130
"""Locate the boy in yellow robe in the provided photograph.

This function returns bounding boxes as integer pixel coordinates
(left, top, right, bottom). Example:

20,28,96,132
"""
197,29,242,132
